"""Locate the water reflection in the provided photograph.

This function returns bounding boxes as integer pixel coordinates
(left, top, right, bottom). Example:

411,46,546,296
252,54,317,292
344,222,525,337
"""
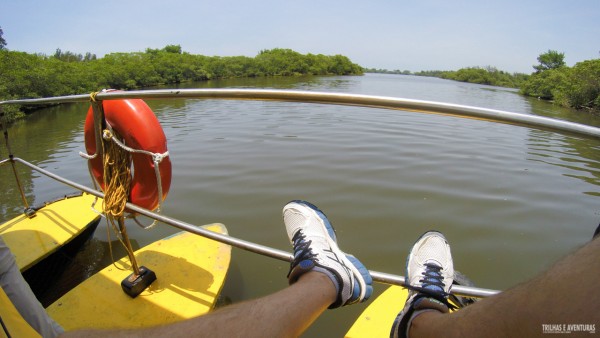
1,102,90,217
524,96,600,127
527,129,600,196
144,97,191,119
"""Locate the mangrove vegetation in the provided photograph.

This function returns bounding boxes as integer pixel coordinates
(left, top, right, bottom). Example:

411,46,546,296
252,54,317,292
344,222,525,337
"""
1,20,598,123
0,40,362,122
365,67,529,89
367,50,600,113
520,50,600,111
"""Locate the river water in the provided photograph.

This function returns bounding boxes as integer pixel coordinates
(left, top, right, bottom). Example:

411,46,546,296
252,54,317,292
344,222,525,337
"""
2,74,600,336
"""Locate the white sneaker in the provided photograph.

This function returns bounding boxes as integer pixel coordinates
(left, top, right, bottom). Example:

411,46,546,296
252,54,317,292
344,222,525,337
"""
283,200,373,308
390,231,455,338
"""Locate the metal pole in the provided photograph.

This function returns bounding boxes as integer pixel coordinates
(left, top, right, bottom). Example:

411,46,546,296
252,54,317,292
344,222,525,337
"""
0,107,31,213
118,217,141,276
10,157,499,298
2,89,600,139
89,98,105,160
89,96,143,277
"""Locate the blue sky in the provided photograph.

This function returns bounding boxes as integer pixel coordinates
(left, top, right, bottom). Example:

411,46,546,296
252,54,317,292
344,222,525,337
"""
1,0,598,73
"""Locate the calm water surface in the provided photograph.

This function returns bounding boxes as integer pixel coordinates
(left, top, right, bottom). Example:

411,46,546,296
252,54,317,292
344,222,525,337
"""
2,74,600,336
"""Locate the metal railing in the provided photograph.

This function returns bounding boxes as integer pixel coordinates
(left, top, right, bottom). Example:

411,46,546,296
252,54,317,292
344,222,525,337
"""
4,89,600,298
3,89,600,138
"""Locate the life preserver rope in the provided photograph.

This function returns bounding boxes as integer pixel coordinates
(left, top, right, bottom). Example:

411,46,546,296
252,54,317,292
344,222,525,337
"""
102,129,170,166
82,96,172,213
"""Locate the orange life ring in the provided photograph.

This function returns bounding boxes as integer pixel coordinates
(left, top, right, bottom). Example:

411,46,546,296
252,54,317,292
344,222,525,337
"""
84,99,172,211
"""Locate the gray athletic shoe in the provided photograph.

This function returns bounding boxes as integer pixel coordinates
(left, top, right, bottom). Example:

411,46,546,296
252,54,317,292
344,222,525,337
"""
390,231,455,338
284,200,373,308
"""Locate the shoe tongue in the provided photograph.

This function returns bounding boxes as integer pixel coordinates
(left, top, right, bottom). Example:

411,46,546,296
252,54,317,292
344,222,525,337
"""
424,259,442,268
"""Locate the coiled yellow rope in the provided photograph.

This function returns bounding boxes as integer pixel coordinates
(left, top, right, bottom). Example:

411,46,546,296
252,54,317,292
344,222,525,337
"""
88,92,144,275
101,129,132,218
102,129,142,274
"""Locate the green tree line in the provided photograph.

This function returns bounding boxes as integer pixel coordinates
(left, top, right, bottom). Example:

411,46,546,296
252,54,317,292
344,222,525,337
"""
435,67,529,88
363,68,411,75
0,43,362,122
367,50,600,112
365,67,529,88
520,50,600,112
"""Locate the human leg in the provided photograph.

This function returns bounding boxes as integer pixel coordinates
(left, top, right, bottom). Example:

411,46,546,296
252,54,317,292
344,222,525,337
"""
0,236,64,337
61,271,336,338
189,200,375,336
416,235,600,337
393,234,600,338
61,200,372,337
284,200,373,308
390,231,456,338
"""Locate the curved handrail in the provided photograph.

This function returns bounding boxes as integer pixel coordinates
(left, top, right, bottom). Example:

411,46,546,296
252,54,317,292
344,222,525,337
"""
2,89,600,138
5,89,598,299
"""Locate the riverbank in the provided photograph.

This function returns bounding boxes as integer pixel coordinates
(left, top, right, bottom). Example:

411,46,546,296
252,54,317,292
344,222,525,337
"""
365,67,529,88
367,55,600,113
0,47,362,123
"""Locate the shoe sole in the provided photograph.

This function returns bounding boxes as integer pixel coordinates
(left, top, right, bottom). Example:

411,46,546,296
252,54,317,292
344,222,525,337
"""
286,200,372,303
